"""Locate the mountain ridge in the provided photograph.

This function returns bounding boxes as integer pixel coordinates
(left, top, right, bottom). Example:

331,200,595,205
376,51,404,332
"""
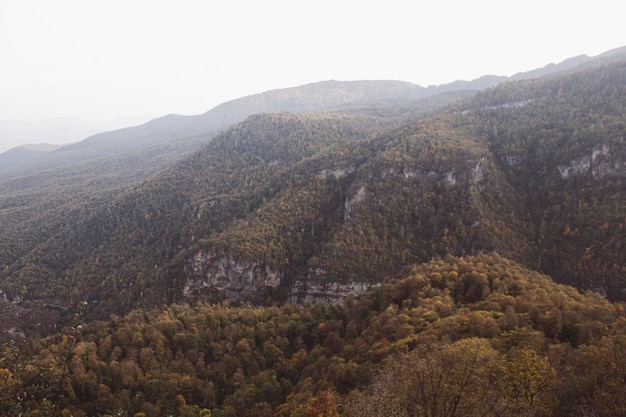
0,49,625,321
4,45,624,160
0,116,153,153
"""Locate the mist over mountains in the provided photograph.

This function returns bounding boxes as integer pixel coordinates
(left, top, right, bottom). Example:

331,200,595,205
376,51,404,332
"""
0,116,154,152
4,45,625,157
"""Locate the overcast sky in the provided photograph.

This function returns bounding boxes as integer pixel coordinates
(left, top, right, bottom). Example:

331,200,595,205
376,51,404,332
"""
1,0,624,122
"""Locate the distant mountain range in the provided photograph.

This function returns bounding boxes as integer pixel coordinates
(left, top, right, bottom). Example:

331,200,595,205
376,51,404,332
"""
3,45,625,158
0,143,61,171
0,116,154,153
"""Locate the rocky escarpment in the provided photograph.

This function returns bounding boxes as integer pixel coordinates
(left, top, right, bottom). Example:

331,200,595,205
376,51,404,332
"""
183,249,379,304
557,142,625,179
289,276,378,304
183,250,283,302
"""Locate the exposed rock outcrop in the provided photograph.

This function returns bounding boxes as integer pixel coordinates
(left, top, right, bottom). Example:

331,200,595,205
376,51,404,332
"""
289,278,378,304
184,250,282,301
557,143,625,179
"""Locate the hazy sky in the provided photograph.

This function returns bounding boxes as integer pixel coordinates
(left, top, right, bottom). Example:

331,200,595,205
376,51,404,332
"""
1,0,623,121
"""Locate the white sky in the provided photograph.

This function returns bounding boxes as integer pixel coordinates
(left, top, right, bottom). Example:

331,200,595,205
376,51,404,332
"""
1,0,624,121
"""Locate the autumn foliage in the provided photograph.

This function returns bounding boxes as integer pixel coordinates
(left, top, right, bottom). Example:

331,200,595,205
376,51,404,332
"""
1,254,625,416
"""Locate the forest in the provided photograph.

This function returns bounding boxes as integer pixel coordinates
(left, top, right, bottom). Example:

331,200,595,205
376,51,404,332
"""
1,254,625,416
0,59,625,415
1,62,625,316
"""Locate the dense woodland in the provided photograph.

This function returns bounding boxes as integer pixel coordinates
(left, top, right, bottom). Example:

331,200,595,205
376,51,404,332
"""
1,255,626,416
0,58,625,415
1,62,625,316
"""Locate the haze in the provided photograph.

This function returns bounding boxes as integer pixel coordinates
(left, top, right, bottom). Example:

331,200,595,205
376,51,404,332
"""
1,0,624,122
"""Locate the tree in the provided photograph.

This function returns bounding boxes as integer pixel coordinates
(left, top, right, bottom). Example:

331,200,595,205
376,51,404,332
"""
502,348,557,416
304,390,340,417
557,327,626,416
347,338,502,417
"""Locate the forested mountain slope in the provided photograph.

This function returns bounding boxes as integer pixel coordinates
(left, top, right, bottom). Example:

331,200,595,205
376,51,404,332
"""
0,60,624,322
0,112,395,317
0,83,465,319
471,66,626,298
0,81,466,292
184,61,626,305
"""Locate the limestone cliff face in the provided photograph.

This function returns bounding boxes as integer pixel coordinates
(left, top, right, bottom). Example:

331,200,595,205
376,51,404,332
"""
182,249,377,303
183,250,282,301
289,276,378,304
557,142,625,179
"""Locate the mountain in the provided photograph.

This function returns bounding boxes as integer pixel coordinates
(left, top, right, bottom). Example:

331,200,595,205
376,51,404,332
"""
0,143,61,170
4,46,623,217
0,57,624,322
181,61,626,307
1,49,626,417
6,45,624,183
0,83,467,312
0,116,153,153
510,45,626,80
0,80,470,195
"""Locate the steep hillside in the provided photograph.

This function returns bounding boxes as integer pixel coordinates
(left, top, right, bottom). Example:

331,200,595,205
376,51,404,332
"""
471,64,626,298
0,83,463,318
1,60,625,321
0,81,466,270
185,62,626,305
0,112,393,317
